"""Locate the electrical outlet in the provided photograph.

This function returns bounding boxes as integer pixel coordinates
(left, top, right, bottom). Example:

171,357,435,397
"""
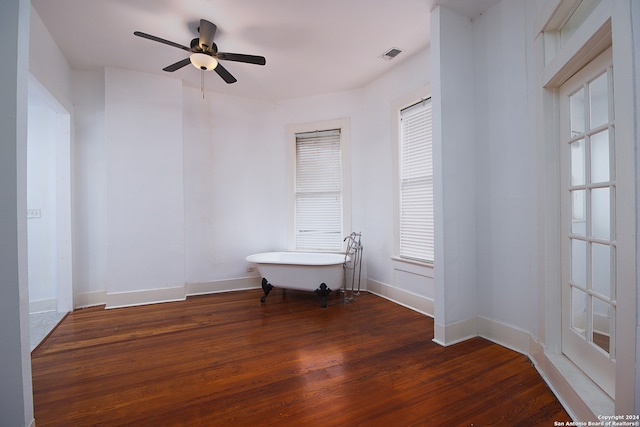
27,208,41,219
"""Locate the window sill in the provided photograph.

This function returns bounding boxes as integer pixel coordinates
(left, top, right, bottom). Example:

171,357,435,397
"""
391,257,434,278
391,256,434,268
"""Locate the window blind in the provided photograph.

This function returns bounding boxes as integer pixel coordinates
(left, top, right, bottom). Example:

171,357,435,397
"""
295,129,343,251
400,99,433,262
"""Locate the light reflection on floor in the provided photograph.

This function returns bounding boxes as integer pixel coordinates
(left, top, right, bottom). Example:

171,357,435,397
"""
295,348,350,413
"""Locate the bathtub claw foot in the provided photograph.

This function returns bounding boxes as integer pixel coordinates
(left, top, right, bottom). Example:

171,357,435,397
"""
315,283,332,308
261,278,273,303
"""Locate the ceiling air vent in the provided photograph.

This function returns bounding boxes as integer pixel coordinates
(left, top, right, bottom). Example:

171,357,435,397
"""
380,47,403,60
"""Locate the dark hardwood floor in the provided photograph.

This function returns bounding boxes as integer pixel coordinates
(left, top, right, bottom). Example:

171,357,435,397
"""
31,289,569,426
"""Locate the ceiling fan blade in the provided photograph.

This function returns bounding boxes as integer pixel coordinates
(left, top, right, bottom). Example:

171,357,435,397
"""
216,52,266,66
214,63,237,84
162,58,192,72
198,19,217,52
134,31,191,52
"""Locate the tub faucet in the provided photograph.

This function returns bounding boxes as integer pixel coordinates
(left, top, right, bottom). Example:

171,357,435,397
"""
343,232,361,249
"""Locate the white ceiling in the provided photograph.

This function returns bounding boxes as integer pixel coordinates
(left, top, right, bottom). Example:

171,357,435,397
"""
31,0,500,101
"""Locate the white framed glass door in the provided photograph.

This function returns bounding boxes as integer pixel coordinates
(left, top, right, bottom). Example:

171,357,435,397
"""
559,47,615,398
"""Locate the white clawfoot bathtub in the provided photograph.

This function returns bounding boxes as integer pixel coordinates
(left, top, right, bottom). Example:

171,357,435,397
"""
246,252,349,307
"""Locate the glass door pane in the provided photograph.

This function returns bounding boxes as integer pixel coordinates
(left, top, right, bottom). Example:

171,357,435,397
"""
591,297,611,354
589,72,609,128
571,190,586,235
591,243,611,298
590,130,610,182
571,239,586,286
571,287,587,336
591,188,610,240
570,89,585,137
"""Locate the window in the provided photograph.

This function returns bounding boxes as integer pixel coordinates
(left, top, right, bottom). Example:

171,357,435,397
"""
287,119,350,252
398,98,433,262
560,0,601,45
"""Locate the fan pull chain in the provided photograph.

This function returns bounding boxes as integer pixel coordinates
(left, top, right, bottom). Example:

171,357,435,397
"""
201,70,205,99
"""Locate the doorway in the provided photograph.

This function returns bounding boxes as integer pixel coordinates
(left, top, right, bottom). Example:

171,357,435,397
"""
559,47,615,398
27,75,73,350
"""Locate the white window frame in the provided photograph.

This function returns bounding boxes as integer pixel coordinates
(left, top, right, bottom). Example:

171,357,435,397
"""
286,118,351,252
392,86,433,265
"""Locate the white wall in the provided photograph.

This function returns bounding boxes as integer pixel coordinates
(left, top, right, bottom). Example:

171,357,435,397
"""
183,88,285,283
431,6,478,344
26,103,57,305
73,69,289,301
104,68,185,304
28,3,75,315
29,7,72,110
72,70,107,299
1,0,33,424
472,0,540,333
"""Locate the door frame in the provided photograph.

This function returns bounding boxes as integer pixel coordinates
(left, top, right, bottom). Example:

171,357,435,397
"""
28,74,73,314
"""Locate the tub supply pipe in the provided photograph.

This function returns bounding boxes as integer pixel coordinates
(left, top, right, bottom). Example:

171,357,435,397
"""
343,232,362,303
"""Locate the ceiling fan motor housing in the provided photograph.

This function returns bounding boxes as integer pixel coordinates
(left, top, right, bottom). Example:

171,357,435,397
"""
190,38,217,54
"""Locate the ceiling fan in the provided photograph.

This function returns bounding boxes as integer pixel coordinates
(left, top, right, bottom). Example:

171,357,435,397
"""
134,19,266,84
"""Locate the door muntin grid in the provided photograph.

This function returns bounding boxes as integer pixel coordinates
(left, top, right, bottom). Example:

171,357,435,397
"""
567,67,616,358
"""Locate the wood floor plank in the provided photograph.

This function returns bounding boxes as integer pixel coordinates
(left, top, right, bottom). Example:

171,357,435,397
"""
32,289,569,426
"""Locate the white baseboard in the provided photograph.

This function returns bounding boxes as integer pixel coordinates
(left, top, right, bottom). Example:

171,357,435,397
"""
186,276,261,296
29,298,57,314
105,286,186,309
431,315,529,353
529,337,613,422
431,316,530,354
75,291,107,309
366,278,434,317
433,317,477,346
528,338,582,421
74,277,262,310
477,316,530,354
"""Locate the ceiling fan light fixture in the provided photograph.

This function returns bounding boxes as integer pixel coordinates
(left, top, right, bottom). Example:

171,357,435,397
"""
190,53,218,71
